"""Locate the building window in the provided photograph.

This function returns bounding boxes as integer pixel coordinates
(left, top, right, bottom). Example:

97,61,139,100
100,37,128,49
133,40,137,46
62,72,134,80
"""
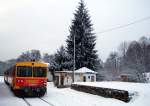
88,76,90,79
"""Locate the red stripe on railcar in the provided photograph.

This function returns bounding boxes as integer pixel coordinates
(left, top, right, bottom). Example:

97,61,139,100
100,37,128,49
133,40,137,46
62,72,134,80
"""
15,78,47,87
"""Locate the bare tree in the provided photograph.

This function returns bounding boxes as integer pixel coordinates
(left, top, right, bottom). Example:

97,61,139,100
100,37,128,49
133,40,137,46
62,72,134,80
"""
118,41,128,58
104,52,120,80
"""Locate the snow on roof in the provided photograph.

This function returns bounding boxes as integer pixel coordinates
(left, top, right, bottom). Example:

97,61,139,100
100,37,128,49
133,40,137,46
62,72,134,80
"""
55,67,97,74
75,67,97,74
55,71,73,73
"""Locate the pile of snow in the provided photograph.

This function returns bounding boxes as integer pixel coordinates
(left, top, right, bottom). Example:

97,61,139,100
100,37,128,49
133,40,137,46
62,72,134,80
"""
74,81,149,92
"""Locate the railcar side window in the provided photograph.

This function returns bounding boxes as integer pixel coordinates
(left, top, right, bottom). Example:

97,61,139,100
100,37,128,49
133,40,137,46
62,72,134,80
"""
17,66,32,77
33,67,47,77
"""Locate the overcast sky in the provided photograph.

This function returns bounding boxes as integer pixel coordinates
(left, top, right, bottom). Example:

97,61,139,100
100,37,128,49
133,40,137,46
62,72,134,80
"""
0,0,150,61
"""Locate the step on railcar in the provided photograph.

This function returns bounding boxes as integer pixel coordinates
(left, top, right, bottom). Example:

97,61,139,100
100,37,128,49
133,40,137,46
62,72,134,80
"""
4,61,48,97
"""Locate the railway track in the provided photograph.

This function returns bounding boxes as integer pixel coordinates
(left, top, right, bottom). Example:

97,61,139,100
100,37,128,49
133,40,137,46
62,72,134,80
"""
22,98,32,106
22,97,55,106
39,98,55,106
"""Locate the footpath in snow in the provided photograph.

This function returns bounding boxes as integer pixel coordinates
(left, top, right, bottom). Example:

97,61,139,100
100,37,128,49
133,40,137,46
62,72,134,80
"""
0,76,150,106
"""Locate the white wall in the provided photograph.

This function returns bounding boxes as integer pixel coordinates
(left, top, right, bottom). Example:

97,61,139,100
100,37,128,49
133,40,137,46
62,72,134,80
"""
64,76,72,86
82,73,96,82
74,73,82,82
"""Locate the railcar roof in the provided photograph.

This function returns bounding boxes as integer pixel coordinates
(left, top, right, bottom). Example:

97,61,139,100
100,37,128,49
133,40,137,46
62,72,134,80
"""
15,61,48,67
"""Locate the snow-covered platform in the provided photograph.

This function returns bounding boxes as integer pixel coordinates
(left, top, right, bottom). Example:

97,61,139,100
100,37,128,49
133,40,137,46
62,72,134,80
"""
0,76,150,106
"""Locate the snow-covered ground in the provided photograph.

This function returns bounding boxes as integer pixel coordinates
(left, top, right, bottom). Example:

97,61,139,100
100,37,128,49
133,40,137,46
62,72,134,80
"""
0,76,150,106
0,76,27,106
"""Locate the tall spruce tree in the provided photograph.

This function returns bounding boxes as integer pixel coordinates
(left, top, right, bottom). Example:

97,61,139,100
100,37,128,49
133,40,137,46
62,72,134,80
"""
66,0,99,71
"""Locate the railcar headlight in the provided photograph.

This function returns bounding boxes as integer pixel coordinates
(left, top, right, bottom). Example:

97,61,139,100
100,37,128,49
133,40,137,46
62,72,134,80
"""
17,79,23,83
20,80,23,82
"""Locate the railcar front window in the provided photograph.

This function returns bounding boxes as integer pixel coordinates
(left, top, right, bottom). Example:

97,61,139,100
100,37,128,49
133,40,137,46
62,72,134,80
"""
17,66,32,77
33,67,47,77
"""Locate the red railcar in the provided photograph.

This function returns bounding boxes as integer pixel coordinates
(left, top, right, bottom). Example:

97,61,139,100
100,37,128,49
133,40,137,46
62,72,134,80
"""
4,61,48,97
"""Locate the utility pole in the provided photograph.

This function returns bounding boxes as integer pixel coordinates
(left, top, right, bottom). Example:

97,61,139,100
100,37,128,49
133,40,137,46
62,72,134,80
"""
72,34,75,83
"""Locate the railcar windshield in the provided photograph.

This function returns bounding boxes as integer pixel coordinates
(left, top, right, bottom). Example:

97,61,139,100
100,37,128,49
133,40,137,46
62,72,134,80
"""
33,67,47,77
17,66,32,77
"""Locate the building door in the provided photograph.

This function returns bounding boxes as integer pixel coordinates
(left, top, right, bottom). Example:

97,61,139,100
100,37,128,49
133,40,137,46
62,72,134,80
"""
91,76,95,82
61,76,64,86
55,76,59,86
83,76,86,82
